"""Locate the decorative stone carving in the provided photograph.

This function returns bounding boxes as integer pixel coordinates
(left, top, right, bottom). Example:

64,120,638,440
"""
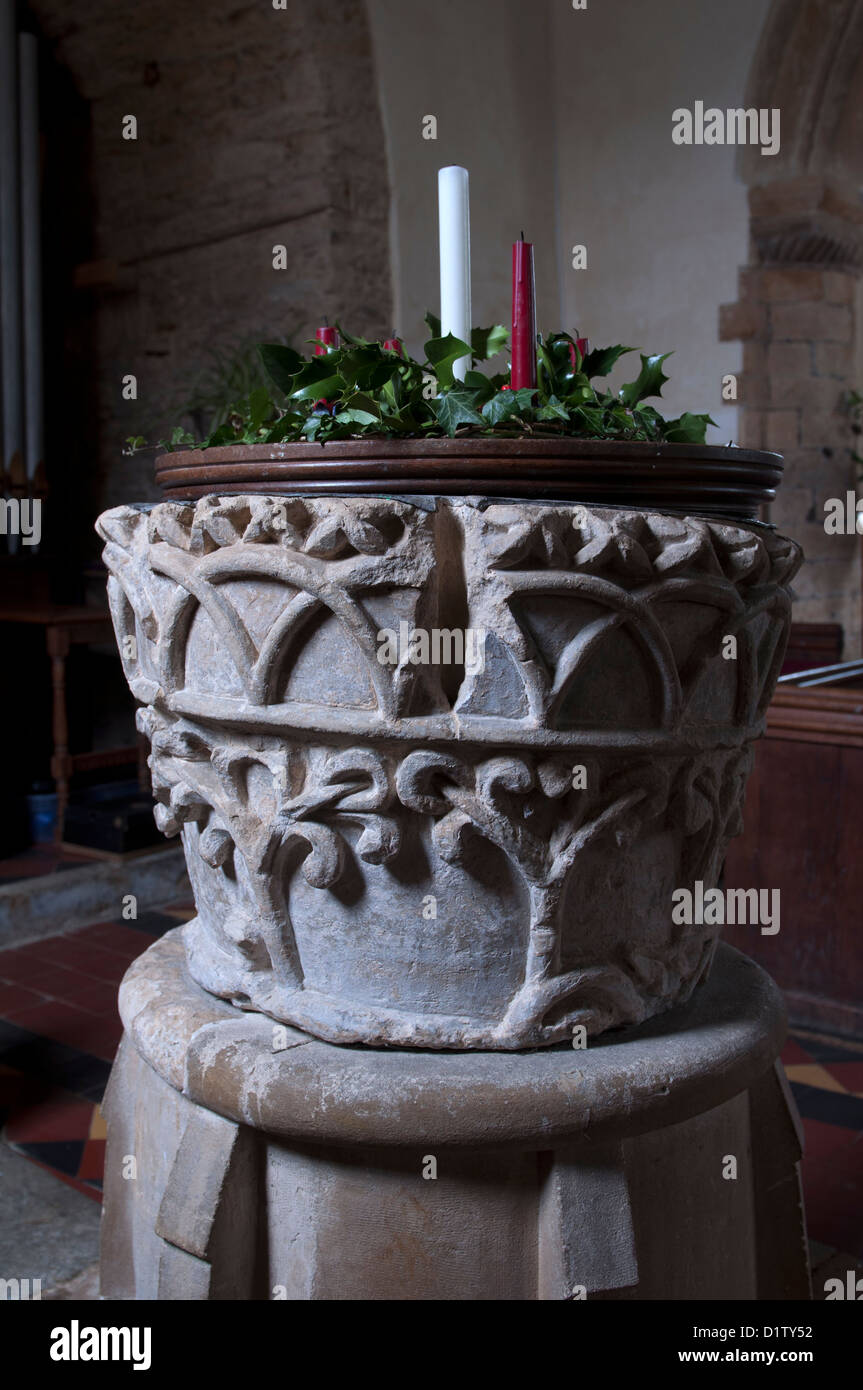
96,494,801,1048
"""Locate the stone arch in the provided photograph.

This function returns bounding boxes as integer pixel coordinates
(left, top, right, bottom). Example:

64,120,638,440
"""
720,0,863,656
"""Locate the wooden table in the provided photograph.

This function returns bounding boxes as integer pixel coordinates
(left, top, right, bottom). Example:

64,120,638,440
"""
0,603,145,841
724,681,863,1037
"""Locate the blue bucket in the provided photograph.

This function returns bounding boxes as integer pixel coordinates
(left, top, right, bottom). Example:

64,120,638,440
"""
26,790,59,844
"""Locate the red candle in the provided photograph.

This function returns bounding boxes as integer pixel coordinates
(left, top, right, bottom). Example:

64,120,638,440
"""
569,336,590,370
511,236,537,390
314,326,339,356
383,337,403,356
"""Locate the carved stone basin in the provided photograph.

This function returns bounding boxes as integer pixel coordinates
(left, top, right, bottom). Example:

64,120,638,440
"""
96,441,800,1048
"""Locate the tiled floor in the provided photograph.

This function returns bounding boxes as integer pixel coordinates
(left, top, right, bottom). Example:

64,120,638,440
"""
0,843,93,885
0,905,192,1201
0,905,861,1263
782,1033,863,1259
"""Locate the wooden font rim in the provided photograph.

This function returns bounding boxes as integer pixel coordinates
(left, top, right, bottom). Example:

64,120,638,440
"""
153,439,784,522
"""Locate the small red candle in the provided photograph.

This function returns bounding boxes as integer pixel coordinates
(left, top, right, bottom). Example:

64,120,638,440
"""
569,336,590,370
383,337,403,356
511,235,537,390
314,326,339,356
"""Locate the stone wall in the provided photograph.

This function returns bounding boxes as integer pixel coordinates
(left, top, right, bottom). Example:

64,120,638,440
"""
30,0,392,520
721,0,863,658
549,0,770,447
721,239,861,653
365,0,561,358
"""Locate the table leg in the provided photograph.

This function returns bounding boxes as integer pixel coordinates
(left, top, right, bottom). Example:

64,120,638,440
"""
47,626,70,844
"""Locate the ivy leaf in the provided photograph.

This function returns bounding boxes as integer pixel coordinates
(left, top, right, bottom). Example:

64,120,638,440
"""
471,324,509,361
568,405,606,434
663,412,716,444
536,396,569,422
432,390,486,436
302,415,325,441
631,403,665,439
482,388,536,425
425,333,474,389
424,311,442,339
618,353,672,407
580,344,635,379
462,370,497,406
258,343,302,396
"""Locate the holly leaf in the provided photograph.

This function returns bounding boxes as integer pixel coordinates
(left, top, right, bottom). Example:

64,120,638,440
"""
471,324,509,362
424,333,473,389
618,353,672,406
247,386,273,432
662,412,716,444
335,407,380,428
153,318,707,450
337,347,395,393
432,390,486,435
537,333,588,398
288,359,344,401
264,412,305,443
258,343,302,396
202,422,238,447
334,323,372,347
580,344,635,379
342,391,382,417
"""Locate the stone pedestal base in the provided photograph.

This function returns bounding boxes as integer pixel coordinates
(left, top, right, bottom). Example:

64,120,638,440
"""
100,931,811,1301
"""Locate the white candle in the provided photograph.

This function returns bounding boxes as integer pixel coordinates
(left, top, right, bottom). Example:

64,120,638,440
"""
438,165,472,381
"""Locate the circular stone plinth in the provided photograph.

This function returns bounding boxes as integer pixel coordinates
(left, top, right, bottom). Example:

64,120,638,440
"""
119,930,786,1150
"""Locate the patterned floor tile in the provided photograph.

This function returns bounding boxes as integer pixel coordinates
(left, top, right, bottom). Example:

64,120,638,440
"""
785,1063,847,1094
820,1061,863,1096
